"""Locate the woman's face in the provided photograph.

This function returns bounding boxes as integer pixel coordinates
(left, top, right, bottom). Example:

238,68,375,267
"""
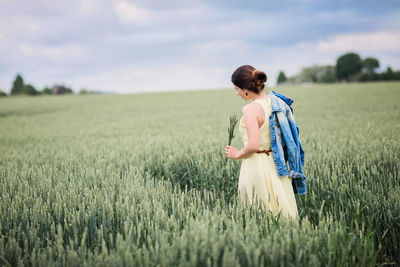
234,85,250,101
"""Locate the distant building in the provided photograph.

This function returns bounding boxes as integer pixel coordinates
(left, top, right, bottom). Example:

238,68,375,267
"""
52,85,73,94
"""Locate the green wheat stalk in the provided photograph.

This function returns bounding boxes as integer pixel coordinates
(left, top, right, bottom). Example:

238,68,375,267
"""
228,115,238,145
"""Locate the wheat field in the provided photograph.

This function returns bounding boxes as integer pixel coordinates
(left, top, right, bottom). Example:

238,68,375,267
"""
0,82,399,266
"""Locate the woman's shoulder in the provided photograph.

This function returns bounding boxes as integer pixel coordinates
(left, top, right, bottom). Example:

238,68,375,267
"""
242,101,266,115
242,101,262,112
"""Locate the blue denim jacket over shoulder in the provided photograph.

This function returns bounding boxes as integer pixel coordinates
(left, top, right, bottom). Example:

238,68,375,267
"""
267,91,307,195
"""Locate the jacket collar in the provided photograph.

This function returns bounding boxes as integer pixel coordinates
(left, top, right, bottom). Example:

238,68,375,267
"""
268,90,294,112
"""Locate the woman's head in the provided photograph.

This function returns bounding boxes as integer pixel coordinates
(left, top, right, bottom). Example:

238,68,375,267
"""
231,65,267,94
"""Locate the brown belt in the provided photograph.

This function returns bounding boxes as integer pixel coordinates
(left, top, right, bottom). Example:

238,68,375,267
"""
256,149,272,155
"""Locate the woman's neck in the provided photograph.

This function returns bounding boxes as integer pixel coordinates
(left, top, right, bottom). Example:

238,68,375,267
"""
252,92,267,100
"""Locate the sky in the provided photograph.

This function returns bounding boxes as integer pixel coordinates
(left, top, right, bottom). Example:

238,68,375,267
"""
1,0,399,94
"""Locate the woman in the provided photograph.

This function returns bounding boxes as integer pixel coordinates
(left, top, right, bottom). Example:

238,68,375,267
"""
225,65,299,219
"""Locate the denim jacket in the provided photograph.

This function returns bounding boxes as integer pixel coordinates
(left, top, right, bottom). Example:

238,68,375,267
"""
267,91,307,195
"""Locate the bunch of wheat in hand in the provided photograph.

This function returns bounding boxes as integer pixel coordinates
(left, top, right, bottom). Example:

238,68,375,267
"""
228,115,238,145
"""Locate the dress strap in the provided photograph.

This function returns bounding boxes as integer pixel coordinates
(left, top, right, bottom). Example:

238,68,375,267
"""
254,98,271,117
252,98,270,129
267,96,272,111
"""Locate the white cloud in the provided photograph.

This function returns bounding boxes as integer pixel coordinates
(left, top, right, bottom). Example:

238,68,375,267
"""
104,30,185,45
40,45,84,60
28,23,40,31
68,63,230,93
317,31,400,53
18,43,85,60
79,0,102,15
113,0,153,24
20,44,35,55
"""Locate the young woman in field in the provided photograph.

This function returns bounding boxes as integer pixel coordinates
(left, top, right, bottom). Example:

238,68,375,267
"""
225,65,300,220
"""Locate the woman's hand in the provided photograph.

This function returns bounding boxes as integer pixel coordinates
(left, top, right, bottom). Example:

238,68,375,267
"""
226,145,241,159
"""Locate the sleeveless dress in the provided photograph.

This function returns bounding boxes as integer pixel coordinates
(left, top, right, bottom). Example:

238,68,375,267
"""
238,97,299,219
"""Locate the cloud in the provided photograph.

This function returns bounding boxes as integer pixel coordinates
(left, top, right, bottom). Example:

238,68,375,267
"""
79,0,104,15
113,0,153,24
19,43,85,60
316,31,400,53
67,63,230,93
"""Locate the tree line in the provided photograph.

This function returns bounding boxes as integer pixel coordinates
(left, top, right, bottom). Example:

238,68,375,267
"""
277,52,400,85
0,74,96,97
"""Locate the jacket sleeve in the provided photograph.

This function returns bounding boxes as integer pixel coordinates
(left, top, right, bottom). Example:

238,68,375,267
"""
286,108,305,169
275,115,288,162
276,111,300,172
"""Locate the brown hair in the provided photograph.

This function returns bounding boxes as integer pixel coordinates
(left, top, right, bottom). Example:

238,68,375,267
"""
231,65,267,94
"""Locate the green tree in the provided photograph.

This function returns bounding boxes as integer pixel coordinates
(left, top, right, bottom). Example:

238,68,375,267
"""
359,72,380,82
386,67,394,79
11,74,24,95
381,67,394,80
289,67,316,84
393,70,400,80
362,57,380,73
289,65,336,84
277,71,288,85
336,52,362,81
317,65,336,83
24,84,38,95
302,67,317,82
79,88,95,94
0,89,7,97
42,86,53,94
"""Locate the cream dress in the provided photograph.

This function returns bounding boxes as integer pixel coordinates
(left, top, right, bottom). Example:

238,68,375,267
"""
238,97,299,219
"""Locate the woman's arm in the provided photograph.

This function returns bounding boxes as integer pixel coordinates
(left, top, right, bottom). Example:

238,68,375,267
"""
226,104,260,159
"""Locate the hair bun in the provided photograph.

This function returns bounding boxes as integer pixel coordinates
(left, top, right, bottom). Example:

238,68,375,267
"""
252,70,267,85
